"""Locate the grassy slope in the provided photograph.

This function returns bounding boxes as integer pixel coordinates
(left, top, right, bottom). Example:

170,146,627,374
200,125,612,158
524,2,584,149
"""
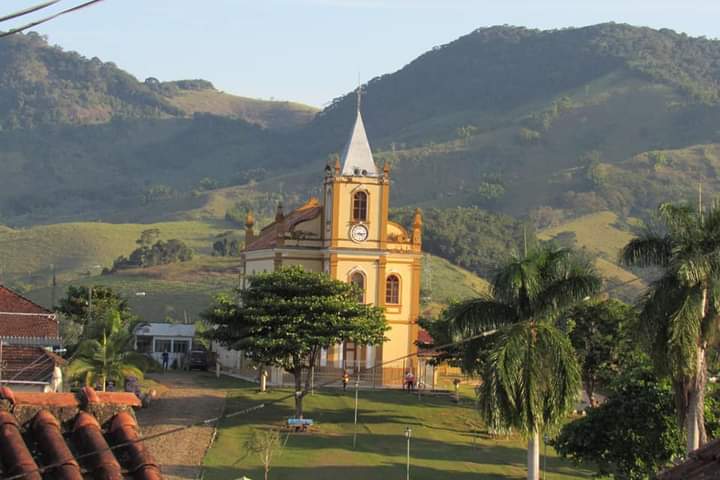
421,254,489,316
538,211,645,300
201,375,592,480
9,213,488,322
166,89,318,130
0,220,232,282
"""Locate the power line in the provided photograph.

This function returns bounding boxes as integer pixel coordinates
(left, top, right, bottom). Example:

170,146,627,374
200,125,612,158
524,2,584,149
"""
0,0,61,24
0,0,105,39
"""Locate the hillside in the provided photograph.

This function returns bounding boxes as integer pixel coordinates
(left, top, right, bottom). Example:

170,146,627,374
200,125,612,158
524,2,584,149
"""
0,33,316,131
6,23,720,300
538,211,645,301
161,81,318,130
8,24,720,225
0,209,488,320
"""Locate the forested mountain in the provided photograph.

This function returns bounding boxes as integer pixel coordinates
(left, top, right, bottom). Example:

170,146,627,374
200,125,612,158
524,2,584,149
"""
4,23,720,247
0,32,316,131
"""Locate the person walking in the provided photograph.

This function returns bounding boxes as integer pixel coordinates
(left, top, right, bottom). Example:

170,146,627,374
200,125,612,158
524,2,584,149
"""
342,370,350,391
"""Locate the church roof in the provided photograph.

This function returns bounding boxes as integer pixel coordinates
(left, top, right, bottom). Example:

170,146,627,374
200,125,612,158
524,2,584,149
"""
340,109,379,177
245,199,322,252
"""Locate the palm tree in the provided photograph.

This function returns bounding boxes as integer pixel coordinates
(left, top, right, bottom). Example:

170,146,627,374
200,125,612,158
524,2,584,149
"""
67,308,146,391
448,247,601,480
621,202,720,453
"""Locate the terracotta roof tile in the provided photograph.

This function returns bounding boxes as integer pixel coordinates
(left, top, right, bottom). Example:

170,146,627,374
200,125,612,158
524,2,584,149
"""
658,438,720,479
246,200,322,252
0,286,58,339
1,346,65,383
0,386,160,480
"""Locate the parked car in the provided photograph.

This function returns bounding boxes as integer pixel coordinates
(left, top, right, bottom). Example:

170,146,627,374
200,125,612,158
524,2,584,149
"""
189,350,209,371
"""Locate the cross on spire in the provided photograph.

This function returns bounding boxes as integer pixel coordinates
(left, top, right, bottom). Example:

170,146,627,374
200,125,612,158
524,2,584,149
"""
356,77,363,113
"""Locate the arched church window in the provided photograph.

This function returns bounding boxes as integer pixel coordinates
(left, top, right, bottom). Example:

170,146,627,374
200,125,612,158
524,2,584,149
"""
353,191,368,222
386,274,400,305
350,271,365,303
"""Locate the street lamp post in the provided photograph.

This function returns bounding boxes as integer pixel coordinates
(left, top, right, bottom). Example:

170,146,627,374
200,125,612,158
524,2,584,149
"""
353,373,360,449
405,426,412,480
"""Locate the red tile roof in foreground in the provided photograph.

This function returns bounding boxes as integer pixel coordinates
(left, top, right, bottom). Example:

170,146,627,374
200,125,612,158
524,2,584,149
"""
1,346,65,383
658,438,720,479
0,386,161,480
0,286,58,339
245,198,322,252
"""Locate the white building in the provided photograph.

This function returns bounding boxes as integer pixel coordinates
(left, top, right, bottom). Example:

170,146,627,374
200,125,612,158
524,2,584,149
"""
133,323,196,367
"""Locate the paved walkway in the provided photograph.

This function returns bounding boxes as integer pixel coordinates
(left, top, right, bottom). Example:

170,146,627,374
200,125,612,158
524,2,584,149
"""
135,372,226,480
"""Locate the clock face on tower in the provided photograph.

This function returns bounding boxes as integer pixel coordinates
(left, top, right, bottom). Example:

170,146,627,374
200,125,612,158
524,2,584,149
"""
350,223,369,243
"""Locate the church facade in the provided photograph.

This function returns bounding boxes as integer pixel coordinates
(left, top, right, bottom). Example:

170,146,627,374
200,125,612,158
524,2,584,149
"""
218,106,423,386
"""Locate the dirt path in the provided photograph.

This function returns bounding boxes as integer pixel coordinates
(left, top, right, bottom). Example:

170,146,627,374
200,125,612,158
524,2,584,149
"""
136,372,226,480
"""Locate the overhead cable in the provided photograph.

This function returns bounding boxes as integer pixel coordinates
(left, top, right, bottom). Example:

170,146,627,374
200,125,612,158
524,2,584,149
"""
0,0,105,39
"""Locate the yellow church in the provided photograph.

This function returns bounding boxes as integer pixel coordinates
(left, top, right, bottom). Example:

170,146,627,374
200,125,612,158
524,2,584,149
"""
215,103,424,387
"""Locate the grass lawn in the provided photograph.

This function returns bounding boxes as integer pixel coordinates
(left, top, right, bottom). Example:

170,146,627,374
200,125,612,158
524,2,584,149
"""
200,376,593,480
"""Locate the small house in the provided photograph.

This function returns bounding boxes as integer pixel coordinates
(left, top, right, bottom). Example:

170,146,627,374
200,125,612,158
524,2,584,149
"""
133,323,196,367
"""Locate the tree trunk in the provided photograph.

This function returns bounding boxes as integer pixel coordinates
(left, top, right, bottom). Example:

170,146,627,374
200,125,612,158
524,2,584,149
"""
686,289,709,452
584,379,595,407
687,344,708,452
527,431,540,480
294,368,304,419
260,366,267,392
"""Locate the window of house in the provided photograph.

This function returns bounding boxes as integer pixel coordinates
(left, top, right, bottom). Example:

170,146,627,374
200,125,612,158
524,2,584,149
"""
154,339,171,353
352,191,368,222
173,341,189,353
350,271,365,303
386,275,400,304
136,336,153,354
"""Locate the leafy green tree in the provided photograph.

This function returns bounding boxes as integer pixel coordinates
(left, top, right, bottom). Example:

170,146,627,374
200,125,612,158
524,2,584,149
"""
136,228,161,247
621,202,720,452
448,247,601,480
67,308,147,391
57,285,136,342
554,368,684,479
204,267,387,418
111,238,193,271
564,299,636,405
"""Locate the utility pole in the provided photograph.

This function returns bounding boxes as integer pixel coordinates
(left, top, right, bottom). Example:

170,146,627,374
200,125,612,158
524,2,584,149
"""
699,182,704,224
50,264,56,309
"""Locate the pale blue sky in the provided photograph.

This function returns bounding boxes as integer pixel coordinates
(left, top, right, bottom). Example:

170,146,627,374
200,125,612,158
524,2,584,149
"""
4,0,720,106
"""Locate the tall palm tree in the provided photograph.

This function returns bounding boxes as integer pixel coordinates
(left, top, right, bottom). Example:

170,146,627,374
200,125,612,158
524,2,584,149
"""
448,247,601,480
67,309,146,391
621,202,720,453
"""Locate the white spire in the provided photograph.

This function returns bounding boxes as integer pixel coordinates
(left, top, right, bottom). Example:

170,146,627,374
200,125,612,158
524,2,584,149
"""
340,108,379,177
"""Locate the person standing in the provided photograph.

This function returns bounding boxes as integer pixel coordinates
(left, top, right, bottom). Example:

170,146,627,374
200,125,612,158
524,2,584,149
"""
162,350,169,371
342,370,350,391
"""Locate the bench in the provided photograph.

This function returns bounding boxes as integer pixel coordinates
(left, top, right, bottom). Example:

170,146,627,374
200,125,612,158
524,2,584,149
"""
287,418,314,432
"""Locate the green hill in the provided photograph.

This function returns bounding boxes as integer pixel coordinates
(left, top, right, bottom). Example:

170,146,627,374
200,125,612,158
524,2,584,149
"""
7,23,720,299
8,24,720,225
0,33,317,131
